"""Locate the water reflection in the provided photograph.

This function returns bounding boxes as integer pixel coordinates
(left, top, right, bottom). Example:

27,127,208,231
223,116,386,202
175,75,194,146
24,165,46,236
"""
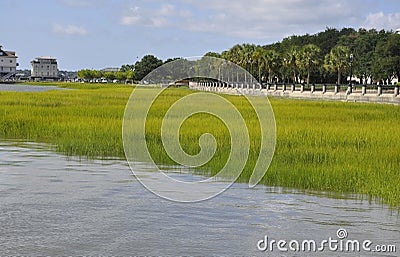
0,84,71,92
0,141,398,256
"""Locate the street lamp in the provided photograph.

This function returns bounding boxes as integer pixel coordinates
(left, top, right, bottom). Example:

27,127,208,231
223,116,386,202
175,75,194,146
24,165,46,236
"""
283,57,287,83
349,53,354,94
248,58,252,86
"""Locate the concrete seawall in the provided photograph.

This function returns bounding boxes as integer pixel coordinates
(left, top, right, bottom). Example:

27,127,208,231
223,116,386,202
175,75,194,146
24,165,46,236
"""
189,82,400,105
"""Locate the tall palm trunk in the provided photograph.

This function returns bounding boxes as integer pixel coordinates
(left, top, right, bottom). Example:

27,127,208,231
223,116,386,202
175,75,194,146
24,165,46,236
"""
268,68,272,83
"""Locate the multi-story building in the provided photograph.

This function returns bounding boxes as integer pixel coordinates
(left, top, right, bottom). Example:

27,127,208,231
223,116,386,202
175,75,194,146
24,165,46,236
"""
31,56,59,80
101,67,120,73
0,45,18,79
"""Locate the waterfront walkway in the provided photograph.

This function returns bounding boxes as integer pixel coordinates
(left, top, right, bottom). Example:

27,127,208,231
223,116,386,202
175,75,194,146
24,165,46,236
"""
189,82,400,105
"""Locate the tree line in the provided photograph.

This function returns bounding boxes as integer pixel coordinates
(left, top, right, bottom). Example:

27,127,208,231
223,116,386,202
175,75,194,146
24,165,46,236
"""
77,55,164,82
209,27,400,85
78,27,400,85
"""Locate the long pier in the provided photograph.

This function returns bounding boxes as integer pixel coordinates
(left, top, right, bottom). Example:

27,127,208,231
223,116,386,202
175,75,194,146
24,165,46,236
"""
189,82,400,105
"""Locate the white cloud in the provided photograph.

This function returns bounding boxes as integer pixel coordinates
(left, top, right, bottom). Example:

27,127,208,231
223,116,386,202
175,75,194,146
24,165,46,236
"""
158,4,175,16
118,0,400,41
363,12,400,30
59,0,95,7
52,24,88,36
121,7,141,25
120,4,178,28
177,0,361,39
119,0,368,39
121,15,141,26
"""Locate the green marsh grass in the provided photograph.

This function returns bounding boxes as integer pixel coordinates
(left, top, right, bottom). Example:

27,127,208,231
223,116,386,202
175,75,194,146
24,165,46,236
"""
0,82,399,207
0,83,132,157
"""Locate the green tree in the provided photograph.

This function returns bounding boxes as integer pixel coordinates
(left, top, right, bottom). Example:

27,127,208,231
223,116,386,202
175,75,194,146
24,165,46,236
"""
312,27,340,56
225,44,243,65
252,46,267,82
204,52,222,58
263,49,280,83
134,55,163,81
324,45,351,84
103,72,116,81
200,27,400,85
222,44,243,82
352,29,378,83
77,69,92,80
286,46,299,83
297,44,321,85
115,71,127,82
77,69,102,80
126,70,135,83
238,44,256,83
164,57,181,64
93,70,103,79
120,64,135,72
372,33,400,83
239,44,256,69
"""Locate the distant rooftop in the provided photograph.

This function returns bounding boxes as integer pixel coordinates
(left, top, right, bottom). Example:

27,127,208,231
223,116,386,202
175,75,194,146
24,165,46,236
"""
35,56,57,60
31,56,58,64
2,51,17,57
101,67,120,72
0,45,17,57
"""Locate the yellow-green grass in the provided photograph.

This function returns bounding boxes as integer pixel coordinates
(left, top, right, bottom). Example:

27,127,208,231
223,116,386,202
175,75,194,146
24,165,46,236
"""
1,82,399,207
0,83,132,157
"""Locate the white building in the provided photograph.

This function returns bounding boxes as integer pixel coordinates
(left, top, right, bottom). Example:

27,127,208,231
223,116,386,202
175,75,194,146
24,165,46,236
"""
31,56,59,80
0,45,18,79
101,67,120,73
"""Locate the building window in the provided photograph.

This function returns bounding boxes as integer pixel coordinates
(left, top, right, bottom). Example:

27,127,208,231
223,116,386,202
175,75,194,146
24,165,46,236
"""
9,60,12,63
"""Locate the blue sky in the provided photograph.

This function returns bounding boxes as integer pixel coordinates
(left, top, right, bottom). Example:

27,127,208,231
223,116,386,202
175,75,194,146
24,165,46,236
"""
2,0,400,70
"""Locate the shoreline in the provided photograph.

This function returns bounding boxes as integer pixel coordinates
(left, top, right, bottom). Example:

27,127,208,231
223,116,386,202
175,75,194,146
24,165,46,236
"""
1,83,399,207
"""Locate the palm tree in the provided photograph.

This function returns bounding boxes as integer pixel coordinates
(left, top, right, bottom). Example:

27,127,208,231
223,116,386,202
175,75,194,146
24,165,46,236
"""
224,45,241,64
239,44,255,68
287,46,299,83
264,49,279,83
252,46,267,83
281,56,290,83
297,44,321,85
239,44,256,84
324,45,351,85
223,44,243,83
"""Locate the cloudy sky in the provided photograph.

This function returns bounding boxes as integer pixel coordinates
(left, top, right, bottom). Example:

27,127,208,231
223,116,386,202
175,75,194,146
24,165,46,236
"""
2,0,400,70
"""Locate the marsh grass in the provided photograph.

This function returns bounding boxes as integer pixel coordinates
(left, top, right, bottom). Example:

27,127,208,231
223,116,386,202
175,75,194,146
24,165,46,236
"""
1,82,399,207
0,83,132,157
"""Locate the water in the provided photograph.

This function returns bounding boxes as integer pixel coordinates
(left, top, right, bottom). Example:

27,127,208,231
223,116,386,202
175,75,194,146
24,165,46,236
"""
0,84,70,92
0,141,399,256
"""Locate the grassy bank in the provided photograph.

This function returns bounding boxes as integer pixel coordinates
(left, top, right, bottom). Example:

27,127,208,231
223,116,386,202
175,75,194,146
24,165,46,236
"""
1,82,132,156
1,82,399,207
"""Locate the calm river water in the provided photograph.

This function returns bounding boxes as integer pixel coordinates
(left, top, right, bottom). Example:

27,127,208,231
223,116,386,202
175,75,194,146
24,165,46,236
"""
0,84,70,92
0,141,399,256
